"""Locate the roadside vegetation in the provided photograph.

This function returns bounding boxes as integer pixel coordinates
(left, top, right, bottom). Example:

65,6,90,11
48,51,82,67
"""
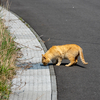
0,17,18,99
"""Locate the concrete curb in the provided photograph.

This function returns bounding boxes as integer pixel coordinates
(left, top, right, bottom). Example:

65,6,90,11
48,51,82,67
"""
11,9,57,100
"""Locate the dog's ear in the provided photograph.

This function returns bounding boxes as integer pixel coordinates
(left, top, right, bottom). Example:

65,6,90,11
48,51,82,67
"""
42,54,46,59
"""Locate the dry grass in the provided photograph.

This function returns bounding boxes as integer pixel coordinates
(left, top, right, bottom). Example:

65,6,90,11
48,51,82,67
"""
0,18,18,100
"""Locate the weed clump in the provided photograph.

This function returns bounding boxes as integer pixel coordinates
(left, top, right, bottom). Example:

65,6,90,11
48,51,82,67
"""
0,18,18,100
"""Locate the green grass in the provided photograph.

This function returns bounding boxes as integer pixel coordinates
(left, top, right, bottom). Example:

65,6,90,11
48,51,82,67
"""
0,18,18,100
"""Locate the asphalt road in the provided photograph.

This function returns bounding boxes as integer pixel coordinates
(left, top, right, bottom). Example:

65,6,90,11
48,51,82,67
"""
9,0,100,100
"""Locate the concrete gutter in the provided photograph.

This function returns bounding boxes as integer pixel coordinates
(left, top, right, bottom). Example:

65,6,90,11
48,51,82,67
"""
0,7,57,100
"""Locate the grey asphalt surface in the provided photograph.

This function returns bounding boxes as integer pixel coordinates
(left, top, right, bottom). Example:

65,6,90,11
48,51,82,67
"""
9,0,100,100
